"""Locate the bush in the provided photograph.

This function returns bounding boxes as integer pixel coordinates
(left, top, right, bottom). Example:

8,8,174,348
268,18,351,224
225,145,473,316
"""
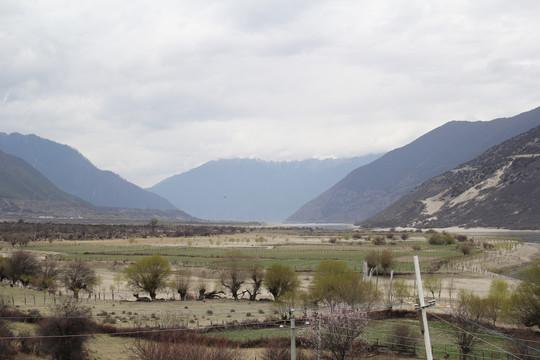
505,332,538,360
18,329,38,354
458,243,473,255
0,319,17,359
455,234,468,242
387,324,418,356
428,233,455,245
261,345,308,360
37,298,95,360
372,237,386,245
131,336,241,360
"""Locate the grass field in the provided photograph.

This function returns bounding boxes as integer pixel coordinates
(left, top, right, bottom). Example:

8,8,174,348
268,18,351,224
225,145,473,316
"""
22,232,466,272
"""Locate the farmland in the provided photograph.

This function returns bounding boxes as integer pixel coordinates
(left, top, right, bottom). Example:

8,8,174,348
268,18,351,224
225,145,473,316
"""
1,225,539,359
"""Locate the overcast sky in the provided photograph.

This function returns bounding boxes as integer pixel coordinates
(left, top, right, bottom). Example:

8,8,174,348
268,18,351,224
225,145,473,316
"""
2,1,540,187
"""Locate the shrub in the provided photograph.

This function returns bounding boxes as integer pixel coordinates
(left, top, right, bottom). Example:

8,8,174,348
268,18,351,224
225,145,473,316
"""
365,251,379,270
372,237,386,245
505,332,538,360
400,233,409,240
37,298,95,360
387,324,418,356
304,304,369,360
131,336,241,360
411,245,422,251
428,233,455,245
458,243,473,255
0,319,17,359
379,250,394,274
455,234,468,242
261,345,308,360
18,329,37,354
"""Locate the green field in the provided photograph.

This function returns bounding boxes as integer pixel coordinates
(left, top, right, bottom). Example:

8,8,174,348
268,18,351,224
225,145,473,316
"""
24,235,467,272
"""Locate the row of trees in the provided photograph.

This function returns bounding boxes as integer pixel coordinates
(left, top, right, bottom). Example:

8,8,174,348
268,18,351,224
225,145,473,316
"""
0,250,98,298
112,251,388,308
4,249,538,332
0,220,249,244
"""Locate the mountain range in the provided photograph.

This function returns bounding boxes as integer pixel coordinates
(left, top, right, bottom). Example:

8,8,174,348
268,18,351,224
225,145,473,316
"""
2,106,539,227
287,107,540,224
360,124,540,229
148,156,380,221
0,146,196,223
0,133,176,211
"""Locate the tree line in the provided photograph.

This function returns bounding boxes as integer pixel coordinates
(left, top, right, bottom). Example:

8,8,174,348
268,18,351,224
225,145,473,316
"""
0,220,249,244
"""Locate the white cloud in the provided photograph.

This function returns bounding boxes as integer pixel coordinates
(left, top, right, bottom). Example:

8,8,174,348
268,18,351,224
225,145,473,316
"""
1,0,540,187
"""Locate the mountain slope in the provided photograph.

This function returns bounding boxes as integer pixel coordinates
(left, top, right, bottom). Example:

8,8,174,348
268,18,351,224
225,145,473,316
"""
0,133,177,211
148,156,380,221
287,107,540,224
361,125,540,229
0,148,85,203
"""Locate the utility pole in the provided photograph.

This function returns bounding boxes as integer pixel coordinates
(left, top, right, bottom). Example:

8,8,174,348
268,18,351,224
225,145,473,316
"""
290,308,296,360
414,255,434,360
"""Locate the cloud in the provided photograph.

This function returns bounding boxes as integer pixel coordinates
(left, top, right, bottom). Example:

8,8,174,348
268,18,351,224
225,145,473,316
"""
1,0,540,187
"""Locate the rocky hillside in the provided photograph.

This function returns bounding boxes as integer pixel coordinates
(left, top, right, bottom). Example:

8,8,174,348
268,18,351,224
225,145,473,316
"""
287,106,540,224
0,133,177,211
360,125,540,230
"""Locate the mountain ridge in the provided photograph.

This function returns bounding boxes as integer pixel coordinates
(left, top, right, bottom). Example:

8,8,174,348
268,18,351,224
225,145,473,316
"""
149,155,381,221
0,133,177,211
360,125,540,230
287,107,540,224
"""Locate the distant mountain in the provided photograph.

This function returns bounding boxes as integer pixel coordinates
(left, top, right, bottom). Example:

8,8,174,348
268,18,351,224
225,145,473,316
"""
361,125,540,230
0,147,84,203
287,106,540,224
148,156,381,221
0,133,177,211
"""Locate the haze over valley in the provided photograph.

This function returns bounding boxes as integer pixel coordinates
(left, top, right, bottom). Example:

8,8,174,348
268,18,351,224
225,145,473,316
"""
1,106,539,229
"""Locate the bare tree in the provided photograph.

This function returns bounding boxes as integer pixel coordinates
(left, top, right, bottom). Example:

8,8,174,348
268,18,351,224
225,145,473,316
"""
423,275,441,299
174,268,192,301
148,218,158,234
37,297,95,360
7,250,40,286
39,257,60,290
62,260,98,299
215,250,248,300
447,273,455,303
245,263,264,301
453,290,483,360
305,304,370,360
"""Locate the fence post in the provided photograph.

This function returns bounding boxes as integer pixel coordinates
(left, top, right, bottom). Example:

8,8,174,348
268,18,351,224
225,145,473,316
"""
290,308,296,360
